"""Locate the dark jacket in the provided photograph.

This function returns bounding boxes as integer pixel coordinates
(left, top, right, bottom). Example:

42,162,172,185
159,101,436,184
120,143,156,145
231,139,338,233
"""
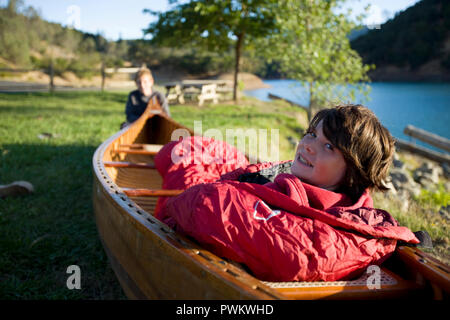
125,90,170,123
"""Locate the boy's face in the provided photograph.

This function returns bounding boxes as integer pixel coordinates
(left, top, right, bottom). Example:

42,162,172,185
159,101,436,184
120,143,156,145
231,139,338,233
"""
291,120,347,191
136,74,153,96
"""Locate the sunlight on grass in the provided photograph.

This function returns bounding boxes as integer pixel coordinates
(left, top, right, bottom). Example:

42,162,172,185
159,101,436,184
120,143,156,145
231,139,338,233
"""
0,91,306,299
373,191,449,265
171,97,306,161
1,91,448,299
0,92,127,299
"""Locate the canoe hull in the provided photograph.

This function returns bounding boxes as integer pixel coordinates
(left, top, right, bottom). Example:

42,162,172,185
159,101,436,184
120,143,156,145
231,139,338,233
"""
92,108,282,299
93,175,283,299
92,103,449,300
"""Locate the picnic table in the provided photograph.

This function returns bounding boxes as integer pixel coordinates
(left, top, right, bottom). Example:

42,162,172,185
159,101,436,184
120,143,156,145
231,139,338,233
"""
163,79,233,106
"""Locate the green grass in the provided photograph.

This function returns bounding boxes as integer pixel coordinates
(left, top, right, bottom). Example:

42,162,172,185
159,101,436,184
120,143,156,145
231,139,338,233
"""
170,96,306,161
0,91,127,299
415,183,450,208
0,92,306,299
373,190,450,265
1,91,448,299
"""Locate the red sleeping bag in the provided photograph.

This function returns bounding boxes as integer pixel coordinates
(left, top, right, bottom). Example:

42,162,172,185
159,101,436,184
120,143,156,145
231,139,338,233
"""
154,136,419,282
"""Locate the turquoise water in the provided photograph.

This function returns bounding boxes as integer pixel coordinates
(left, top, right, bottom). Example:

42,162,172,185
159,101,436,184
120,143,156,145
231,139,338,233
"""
244,80,450,149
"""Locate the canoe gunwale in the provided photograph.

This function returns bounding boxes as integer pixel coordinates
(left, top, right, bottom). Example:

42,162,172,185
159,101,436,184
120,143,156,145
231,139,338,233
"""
93,101,450,300
92,107,286,299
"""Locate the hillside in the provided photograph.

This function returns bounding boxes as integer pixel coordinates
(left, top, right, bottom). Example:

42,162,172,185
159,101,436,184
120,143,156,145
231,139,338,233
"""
0,2,262,84
351,0,450,81
0,2,133,84
4,1,449,84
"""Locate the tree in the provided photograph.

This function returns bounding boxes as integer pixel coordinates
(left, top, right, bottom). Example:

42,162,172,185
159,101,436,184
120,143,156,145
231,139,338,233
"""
6,0,24,13
144,0,278,101
0,1,30,65
261,0,372,120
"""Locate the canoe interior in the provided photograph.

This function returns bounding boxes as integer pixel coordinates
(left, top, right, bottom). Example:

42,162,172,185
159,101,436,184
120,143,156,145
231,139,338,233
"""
92,102,449,300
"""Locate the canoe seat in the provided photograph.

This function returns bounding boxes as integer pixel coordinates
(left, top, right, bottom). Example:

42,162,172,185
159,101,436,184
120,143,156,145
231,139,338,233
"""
263,267,421,299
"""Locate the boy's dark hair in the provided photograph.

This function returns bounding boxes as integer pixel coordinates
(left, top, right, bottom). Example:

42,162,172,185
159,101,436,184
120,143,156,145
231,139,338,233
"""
307,104,394,199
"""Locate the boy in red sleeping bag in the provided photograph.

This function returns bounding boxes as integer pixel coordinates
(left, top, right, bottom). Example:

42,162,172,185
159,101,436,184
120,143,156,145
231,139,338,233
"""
153,105,421,282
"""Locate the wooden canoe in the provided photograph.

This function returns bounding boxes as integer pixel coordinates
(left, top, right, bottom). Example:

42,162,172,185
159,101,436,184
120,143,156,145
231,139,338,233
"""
92,99,450,300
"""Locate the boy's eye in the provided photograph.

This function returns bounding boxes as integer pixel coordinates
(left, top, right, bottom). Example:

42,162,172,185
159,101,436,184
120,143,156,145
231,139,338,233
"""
325,143,334,150
307,132,317,138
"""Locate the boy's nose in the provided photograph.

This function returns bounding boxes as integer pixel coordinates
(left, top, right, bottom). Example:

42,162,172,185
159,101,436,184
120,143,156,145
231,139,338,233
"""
305,144,315,154
298,140,316,155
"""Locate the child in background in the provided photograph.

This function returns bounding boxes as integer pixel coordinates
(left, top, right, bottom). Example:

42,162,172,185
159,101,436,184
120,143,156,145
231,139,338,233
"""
121,67,170,129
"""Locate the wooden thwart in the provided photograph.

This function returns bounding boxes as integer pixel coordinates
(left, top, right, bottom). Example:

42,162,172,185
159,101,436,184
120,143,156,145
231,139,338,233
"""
122,188,184,197
104,161,156,169
113,149,159,155
115,144,163,155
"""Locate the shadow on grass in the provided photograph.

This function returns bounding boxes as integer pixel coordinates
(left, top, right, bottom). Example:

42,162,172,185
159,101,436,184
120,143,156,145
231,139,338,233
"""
0,143,126,300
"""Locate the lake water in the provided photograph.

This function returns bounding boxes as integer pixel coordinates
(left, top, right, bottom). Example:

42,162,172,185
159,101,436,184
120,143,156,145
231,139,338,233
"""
244,80,450,151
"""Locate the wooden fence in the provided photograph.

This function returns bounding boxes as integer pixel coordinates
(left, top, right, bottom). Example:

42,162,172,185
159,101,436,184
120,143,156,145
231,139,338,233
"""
0,64,140,92
396,125,450,164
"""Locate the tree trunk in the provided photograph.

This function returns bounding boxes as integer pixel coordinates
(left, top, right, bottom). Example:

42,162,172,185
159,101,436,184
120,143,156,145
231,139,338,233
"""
49,59,54,93
101,60,106,92
233,33,244,102
307,81,314,121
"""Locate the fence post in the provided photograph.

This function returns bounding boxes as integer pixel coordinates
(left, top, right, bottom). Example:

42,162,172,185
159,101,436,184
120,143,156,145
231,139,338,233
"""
49,59,54,93
101,61,106,92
